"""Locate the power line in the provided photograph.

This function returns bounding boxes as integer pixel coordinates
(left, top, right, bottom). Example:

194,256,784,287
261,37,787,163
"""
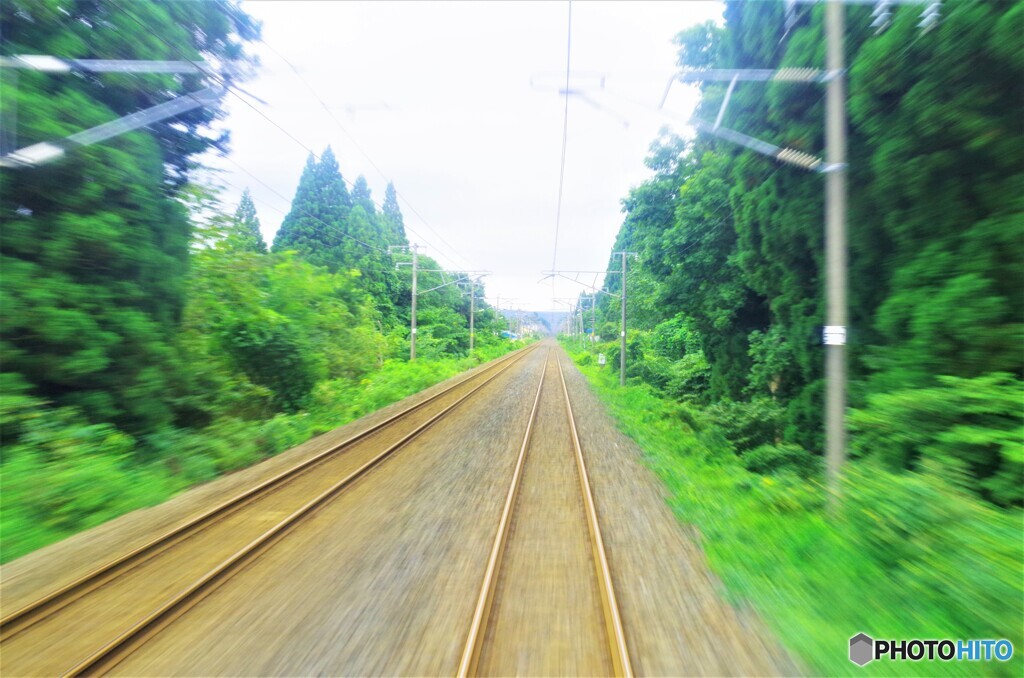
107,0,454,266
549,0,573,275
258,38,476,272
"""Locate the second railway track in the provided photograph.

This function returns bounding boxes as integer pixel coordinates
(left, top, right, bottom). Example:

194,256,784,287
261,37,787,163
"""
458,347,633,677
0,344,538,677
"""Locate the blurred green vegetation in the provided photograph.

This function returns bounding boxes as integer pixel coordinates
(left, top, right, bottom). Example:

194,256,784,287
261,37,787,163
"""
0,1,525,563
1,338,525,563
579,0,1022,506
570,353,1023,676
1,158,521,562
563,1,1022,666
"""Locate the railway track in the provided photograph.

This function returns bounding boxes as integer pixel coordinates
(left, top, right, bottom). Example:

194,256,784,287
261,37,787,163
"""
458,348,633,677
0,344,538,677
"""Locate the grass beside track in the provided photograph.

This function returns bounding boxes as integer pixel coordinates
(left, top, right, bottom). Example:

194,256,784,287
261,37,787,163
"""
0,342,531,564
570,354,1023,678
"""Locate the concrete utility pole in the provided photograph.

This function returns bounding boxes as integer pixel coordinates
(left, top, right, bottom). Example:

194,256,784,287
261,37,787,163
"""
469,277,476,353
823,0,848,499
620,252,628,385
410,244,419,360
465,274,489,354
658,0,940,500
393,243,421,360
613,251,636,386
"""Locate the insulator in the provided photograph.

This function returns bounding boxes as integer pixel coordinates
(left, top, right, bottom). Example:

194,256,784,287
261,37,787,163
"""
919,1,941,32
772,68,823,82
776,147,823,171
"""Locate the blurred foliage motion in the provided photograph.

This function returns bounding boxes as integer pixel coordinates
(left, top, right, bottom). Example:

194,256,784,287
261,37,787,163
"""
570,0,1023,672
587,0,1022,502
572,361,1021,677
0,1,518,562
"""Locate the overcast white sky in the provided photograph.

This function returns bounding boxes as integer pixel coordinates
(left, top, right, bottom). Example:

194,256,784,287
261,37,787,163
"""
210,1,723,311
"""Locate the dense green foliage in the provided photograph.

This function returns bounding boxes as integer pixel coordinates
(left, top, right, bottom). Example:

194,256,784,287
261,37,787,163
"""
0,2,515,562
571,358,1022,676
1,0,259,435
589,0,1023,507
2,179,517,562
572,1,1023,670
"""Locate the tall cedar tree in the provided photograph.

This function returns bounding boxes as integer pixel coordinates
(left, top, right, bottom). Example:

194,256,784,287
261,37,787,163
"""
0,0,258,433
272,147,352,269
228,188,267,253
273,151,405,321
382,182,408,246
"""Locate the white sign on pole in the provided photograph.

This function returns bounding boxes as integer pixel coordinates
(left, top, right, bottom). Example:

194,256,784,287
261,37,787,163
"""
598,353,607,366
823,325,846,346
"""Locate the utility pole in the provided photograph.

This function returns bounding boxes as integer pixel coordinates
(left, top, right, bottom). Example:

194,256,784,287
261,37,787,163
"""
591,293,597,351
410,244,419,360
657,0,939,500
578,303,584,350
620,252,627,385
469,277,476,353
823,0,848,500
393,243,421,361
613,251,636,386
465,274,489,354
396,248,487,361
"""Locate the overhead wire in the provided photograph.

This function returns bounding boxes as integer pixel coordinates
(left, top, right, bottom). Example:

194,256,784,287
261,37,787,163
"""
258,38,477,272
107,0,460,265
549,0,573,300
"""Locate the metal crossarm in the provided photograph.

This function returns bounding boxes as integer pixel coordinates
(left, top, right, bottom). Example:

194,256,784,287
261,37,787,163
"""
0,85,223,168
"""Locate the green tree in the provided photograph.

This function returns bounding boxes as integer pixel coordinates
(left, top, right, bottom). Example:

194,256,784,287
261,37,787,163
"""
227,188,267,253
352,175,377,217
381,182,408,246
0,0,258,434
272,147,352,269
592,0,1023,503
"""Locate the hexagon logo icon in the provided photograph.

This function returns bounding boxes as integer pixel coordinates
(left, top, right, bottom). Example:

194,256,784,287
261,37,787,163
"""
850,633,874,666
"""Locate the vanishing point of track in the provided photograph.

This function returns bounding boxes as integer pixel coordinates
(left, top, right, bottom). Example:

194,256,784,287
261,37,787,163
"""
0,344,537,676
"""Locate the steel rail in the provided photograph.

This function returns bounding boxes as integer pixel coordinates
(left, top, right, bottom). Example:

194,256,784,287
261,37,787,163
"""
456,348,549,678
556,354,633,677
63,344,539,677
457,348,633,677
0,344,536,644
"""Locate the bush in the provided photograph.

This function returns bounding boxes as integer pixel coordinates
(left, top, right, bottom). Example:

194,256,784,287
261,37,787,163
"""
850,373,1024,506
743,443,820,478
704,397,784,453
225,321,320,412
